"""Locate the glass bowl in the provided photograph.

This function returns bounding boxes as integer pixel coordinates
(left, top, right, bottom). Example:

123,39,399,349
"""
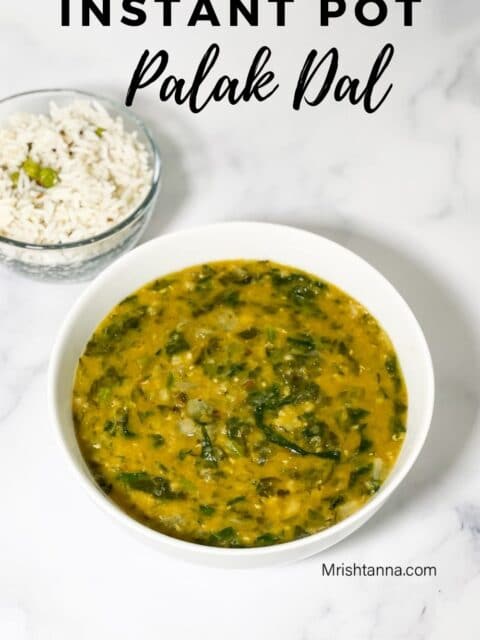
0,89,161,282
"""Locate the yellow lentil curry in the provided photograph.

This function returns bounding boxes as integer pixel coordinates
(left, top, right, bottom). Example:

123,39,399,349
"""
73,260,407,548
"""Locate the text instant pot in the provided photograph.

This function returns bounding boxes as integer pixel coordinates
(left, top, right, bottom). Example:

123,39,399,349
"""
60,1,423,114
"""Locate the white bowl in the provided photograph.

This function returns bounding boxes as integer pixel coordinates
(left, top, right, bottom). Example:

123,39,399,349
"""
48,222,435,568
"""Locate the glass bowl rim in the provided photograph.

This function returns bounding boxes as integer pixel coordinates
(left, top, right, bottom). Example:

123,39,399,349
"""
0,88,162,251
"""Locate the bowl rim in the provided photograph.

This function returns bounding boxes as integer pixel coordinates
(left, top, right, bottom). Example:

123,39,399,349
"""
0,88,162,251
48,222,435,560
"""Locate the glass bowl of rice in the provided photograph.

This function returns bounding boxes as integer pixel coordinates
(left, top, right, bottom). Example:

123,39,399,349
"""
0,89,161,281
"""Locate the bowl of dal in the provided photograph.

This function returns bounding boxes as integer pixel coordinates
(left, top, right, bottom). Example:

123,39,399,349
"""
48,222,434,567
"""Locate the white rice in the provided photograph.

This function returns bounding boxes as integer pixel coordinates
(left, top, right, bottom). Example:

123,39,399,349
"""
0,100,153,244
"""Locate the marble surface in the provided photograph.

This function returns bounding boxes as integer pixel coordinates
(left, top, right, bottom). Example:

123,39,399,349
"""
1,1,480,638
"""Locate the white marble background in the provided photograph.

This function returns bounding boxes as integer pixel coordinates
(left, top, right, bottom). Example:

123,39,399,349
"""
1,1,480,638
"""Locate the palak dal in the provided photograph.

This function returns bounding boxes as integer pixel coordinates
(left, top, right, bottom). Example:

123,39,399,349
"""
72,260,407,548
